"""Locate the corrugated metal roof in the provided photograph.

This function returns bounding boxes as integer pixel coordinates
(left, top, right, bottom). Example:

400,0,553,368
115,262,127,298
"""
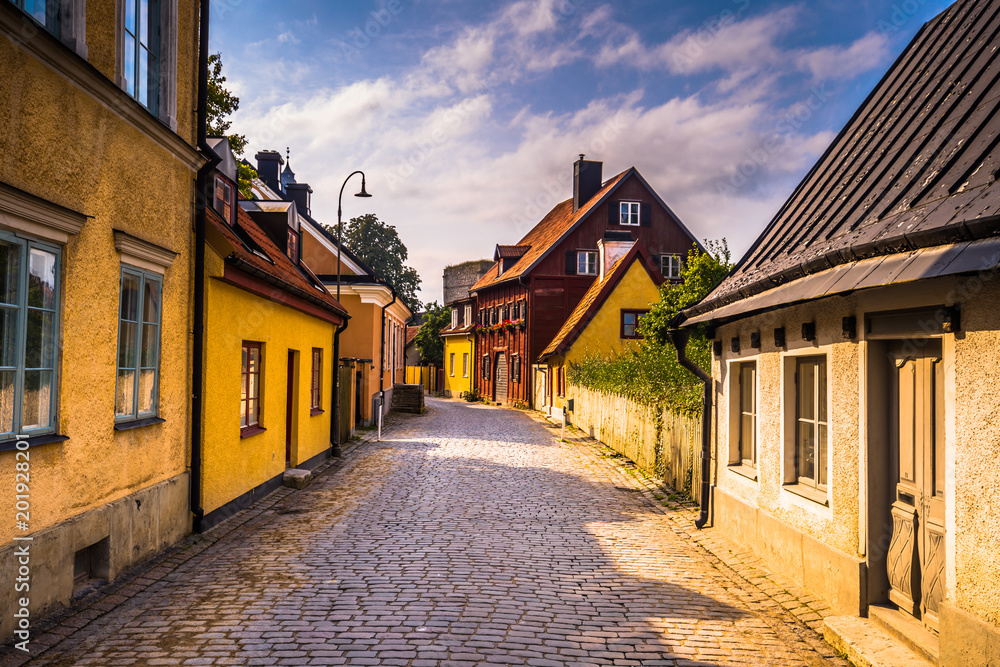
683,0,1000,324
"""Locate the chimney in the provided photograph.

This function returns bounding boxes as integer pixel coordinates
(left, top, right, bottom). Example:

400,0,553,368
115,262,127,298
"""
573,154,603,212
254,150,284,193
286,182,313,217
597,231,634,279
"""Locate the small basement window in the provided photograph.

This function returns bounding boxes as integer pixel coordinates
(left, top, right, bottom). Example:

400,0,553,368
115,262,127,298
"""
73,537,110,598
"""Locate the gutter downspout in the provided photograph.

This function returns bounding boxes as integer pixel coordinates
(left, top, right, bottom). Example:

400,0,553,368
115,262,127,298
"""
331,317,348,457
191,0,217,534
379,289,398,418
667,328,713,529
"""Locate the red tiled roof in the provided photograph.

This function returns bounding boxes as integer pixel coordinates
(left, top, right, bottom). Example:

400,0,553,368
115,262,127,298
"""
405,325,420,347
495,245,530,260
472,170,630,291
208,207,348,317
539,243,664,361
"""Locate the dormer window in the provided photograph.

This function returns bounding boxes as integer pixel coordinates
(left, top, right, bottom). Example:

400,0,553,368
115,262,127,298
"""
620,202,640,226
451,308,458,328
287,228,300,263
214,175,233,225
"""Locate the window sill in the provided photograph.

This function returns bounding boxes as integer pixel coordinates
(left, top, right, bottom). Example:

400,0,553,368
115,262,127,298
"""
782,482,829,506
0,433,69,452
114,417,165,431
309,408,324,416
728,463,758,481
240,425,266,439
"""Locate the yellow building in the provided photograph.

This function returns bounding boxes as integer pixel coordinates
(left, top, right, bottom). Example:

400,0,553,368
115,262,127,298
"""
0,0,202,636
441,298,476,398
196,140,348,530
538,241,664,415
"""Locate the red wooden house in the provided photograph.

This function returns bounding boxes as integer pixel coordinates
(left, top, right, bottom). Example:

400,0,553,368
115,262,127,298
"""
471,156,701,407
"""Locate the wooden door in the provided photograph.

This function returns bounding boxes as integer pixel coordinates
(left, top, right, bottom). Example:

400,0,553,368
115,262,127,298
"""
494,353,508,403
886,341,945,631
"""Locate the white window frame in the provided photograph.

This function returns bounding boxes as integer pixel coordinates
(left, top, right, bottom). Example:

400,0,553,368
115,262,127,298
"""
464,305,472,326
116,265,163,422
726,357,758,481
462,352,469,378
577,251,598,276
620,201,640,226
451,308,458,329
449,352,455,377
661,254,682,280
780,347,833,511
116,0,178,130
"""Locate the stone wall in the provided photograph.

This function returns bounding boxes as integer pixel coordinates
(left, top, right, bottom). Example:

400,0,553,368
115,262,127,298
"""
443,260,493,305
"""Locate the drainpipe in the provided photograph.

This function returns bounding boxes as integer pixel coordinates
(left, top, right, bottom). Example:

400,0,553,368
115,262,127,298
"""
191,0,218,534
667,328,713,529
379,289,398,417
331,317,349,457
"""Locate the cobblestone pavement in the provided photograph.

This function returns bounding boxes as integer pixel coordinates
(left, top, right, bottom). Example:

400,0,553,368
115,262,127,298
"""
3,398,849,666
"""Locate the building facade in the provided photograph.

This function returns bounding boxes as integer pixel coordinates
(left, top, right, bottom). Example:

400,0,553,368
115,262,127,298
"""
0,0,202,635
677,2,1000,663
441,260,492,398
472,157,699,407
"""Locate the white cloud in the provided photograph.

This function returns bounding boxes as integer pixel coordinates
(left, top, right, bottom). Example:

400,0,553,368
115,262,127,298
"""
797,32,891,80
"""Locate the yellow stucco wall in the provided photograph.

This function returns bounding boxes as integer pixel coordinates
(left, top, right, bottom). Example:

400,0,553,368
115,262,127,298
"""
443,335,474,397
548,261,661,411
0,3,199,545
200,248,335,515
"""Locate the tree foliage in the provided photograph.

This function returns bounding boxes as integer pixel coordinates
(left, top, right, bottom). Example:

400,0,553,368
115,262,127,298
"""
568,240,733,415
330,214,422,311
415,301,450,367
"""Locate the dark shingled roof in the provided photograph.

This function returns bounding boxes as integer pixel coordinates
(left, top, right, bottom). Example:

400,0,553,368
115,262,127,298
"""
684,0,1000,322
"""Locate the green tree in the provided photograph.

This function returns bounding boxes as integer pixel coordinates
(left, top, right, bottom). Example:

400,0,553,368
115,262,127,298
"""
330,214,422,311
414,301,450,367
206,53,256,198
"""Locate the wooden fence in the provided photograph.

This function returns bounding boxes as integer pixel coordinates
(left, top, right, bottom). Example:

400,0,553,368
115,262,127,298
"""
568,385,702,501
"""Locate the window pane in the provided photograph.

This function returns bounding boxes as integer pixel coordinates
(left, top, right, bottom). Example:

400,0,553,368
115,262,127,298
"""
248,346,259,374
125,0,136,33
139,0,149,46
0,308,18,368
116,369,136,416
121,273,140,321
118,321,138,368
798,361,815,420
240,399,248,427
818,423,828,487
248,371,258,401
740,364,755,413
138,369,156,413
143,279,160,324
798,422,815,482
0,243,20,306
28,248,56,309
25,309,55,369
247,398,257,426
620,203,628,224
138,45,149,107
0,370,14,434
23,370,52,429
242,346,248,374
818,360,827,423
741,414,755,462
124,34,136,96
140,322,157,367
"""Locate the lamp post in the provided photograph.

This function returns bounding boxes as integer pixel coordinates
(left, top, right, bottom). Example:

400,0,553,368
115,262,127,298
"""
336,170,372,301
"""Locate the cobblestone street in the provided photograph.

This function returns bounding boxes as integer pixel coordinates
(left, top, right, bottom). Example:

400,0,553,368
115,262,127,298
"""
3,398,848,666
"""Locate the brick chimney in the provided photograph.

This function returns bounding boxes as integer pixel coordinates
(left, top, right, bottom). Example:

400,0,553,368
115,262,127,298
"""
598,231,634,279
573,154,603,212
254,150,284,193
286,182,313,217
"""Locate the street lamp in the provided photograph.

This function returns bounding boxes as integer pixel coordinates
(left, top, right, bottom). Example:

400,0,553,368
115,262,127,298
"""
336,170,372,301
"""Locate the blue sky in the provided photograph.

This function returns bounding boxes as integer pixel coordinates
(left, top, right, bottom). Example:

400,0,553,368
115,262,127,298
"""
210,0,953,303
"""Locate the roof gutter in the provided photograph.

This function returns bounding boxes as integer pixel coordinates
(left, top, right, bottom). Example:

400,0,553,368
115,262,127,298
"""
667,328,713,529
191,0,217,533
227,256,349,320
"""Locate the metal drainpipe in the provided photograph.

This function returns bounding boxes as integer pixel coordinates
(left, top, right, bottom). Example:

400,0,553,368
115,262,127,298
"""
379,289,398,416
667,328,713,529
191,0,218,534
330,318,348,457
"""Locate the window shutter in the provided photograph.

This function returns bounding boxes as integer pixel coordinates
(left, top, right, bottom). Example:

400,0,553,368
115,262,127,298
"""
640,203,652,227
565,250,576,275
608,202,619,226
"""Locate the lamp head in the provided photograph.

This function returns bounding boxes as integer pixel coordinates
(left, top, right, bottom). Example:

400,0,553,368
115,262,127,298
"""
355,177,372,198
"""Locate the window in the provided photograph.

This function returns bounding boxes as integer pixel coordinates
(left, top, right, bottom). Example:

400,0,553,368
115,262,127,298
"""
9,0,60,36
464,305,472,325
557,367,565,397
519,301,526,320
287,228,300,263
577,251,598,276
0,236,60,439
241,342,262,431
795,357,828,490
449,353,455,377
620,310,648,339
116,267,162,421
661,254,682,280
512,355,521,383
451,309,458,329
737,362,756,468
482,355,491,381
620,201,640,226
122,0,161,114
462,353,469,378
310,348,322,412
214,176,233,224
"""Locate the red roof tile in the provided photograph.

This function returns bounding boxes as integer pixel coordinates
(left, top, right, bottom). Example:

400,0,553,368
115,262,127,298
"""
405,325,420,347
472,170,630,292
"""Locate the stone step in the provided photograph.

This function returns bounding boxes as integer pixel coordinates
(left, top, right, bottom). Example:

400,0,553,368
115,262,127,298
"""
822,615,935,667
869,605,940,665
